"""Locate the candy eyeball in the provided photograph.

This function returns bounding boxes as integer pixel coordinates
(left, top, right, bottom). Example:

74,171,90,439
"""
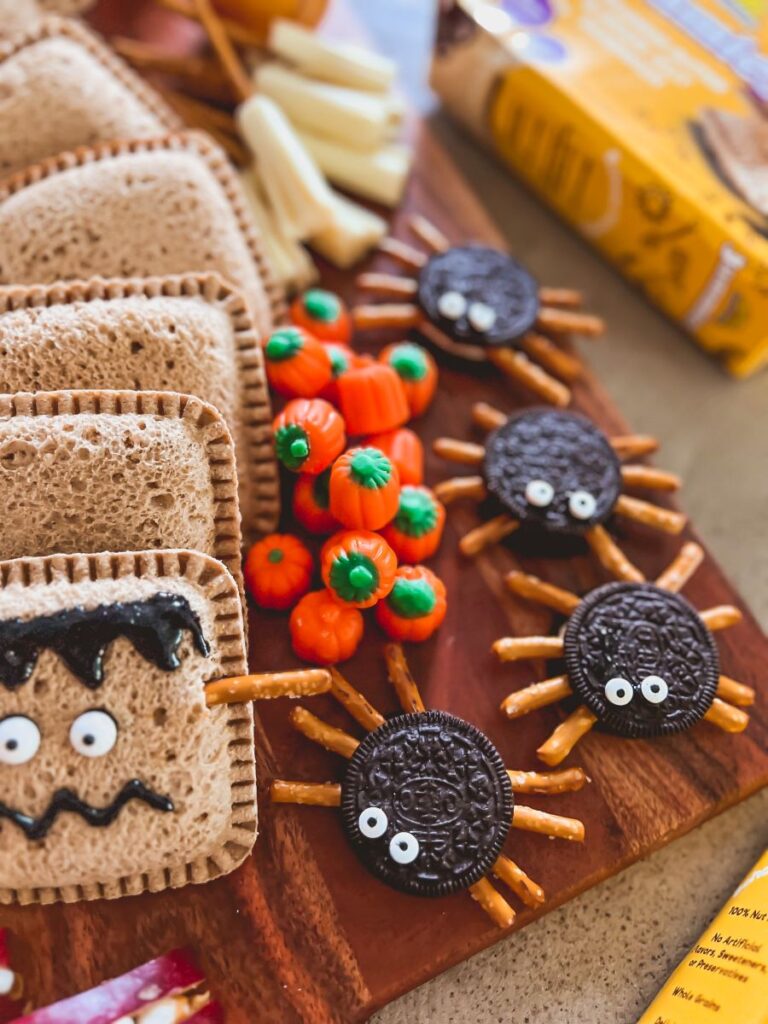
389,831,419,865
468,301,497,333
569,489,598,520
0,715,41,766
604,677,634,707
358,806,388,839
525,478,555,508
641,675,669,704
437,290,467,320
69,709,118,758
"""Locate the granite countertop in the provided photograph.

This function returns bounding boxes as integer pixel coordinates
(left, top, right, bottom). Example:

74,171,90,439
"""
357,2,768,1021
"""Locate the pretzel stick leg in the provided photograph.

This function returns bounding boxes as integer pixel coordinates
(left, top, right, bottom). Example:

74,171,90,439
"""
716,675,755,707
329,668,385,731
487,348,570,407
433,438,485,465
538,286,583,309
585,525,645,582
513,804,585,842
492,855,545,908
704,698,750,733
205,669,331,706
193,0,253,102
537,706,598,766
472,401,507,431
290,707,360,758
536,307,605,337
156,0,267,47
621,465,681,491
434,475,487,504
460,515,519,556
384,642,426,713
271,781,341,806
507,766,587,794
700,606,743,631
520,333,583,382
469,878,516,928
614,494,686,535
655,542,703,592
355,272,418,298
408,214,449,252
378,235,427,269
501,675,573,718
352,303,423,330
493,637,564,663
505,571,581,614
610,434,659,459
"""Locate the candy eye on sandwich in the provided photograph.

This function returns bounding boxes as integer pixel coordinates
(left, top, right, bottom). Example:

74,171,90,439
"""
525,479,555,508
389,832,419,865
568,490,597,520
359,806,388,839
604,678,634,706
641,675,669,704
69,709,118,758
0,715,41,766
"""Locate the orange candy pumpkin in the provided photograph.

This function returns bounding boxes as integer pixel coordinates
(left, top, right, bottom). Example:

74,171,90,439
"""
244,534,314,611
292,468,339,534
380,486,445,563
319,342,358,406
364,427,424,486
337,362,409,435
379,342,438,417
290,589,364,664
320,530,397,608
375,565,447,642
329,446,400,530
273,398,346,474
262,326,332,398
290,288,352,343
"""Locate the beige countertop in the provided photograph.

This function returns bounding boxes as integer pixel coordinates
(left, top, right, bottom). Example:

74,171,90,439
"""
356,2,768,1021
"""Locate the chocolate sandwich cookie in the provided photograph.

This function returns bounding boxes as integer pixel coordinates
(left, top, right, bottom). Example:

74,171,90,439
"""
564,581,719,738
341,710,513,897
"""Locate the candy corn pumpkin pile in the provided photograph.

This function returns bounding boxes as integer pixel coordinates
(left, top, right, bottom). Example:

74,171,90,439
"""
246,287,447,664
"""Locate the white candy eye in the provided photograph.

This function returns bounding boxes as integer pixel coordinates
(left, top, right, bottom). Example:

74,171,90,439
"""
359,806,388,839
437,290,467,320
69,710,117,758
569,490,597,520
0,968,13,995
641,675,669,704
604,677,634,707
468,301,497,333
0,715,40,766
389,831,419,865
525,479,555,508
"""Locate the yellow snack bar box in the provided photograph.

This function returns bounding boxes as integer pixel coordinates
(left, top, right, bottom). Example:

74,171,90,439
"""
638,847,768,1023
431,0,768,376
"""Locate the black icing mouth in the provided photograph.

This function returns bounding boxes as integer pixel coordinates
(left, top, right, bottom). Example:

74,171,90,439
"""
0,779,174,840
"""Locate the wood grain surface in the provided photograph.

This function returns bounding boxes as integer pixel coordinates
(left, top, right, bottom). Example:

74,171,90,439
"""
0,8,766,1024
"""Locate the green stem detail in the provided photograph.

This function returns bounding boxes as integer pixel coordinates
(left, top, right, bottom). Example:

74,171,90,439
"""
389,343,428,382
330,552,379,603
349,448,392,490
276,424,310,471
303,289,341,323
265,327,304,361
394,487,438,537
388,577,436,618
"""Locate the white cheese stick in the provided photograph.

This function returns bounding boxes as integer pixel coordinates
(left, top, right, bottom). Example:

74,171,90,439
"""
297,129,411,208
255,62,401,151
310,189,387,269
268,19,396,93
237,94,335,240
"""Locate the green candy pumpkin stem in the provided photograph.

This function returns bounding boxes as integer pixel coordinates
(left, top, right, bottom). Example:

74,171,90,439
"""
388,577,436,618
330,552,380,603
276,423,311,471
303,288,342,323
265,327,304,361
394,487,438,537
389,343,428,382
350,448,393,489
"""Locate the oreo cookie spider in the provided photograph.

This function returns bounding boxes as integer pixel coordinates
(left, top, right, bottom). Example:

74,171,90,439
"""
249,644,587,929
434,401,686,581
352,214,604,407
494,542,754,765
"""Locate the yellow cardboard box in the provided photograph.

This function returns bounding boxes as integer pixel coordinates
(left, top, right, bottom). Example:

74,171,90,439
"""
432,0,768,376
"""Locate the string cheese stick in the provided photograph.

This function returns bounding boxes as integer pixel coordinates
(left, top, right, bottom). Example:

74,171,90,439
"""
298,129,412,208
268,19,396,92
310,189,386,269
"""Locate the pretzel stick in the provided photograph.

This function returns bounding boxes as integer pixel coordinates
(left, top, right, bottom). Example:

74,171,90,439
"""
434,475,487,504
205,669,331,705
329,667,385,730
493,637,564,662
505,570,581,614
501,675,573,718
716,675,755,707
472,401,507,431
352,303,423,330
700,605,742,631
655,542,704,593
384,642,425,713
469,878,516,928
112,38,233,99
536,307,605,337
156,0,267,46
378,235,426,269
704,698,749,733
585,526,645,582
614,494,686,535
193,0,253,102
160,91,250,164
621,465,681,491
460,515,519,556
520,333,583,382
537,706,597,766
408,214,449,252
538,286,583,309
289,706,360,758
433,438,485,465
355,272,417,298
610,434,659,459
487,348,570,407
507,766,587,794
492,855,545,908
513,804,585,842
271,781,341,806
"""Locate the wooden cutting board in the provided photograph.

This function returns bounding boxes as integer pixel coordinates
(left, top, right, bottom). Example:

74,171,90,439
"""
1,10,767,1024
